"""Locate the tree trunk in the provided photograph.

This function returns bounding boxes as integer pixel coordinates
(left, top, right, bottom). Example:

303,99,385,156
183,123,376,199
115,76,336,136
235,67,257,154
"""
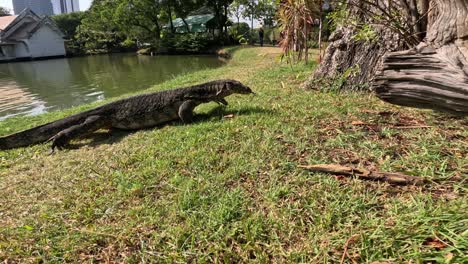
303,25,402,90
168,3,175,33
303,0,405,90
224,5,229,34
251,12,254,32
318,19,322,62
155,24,161,41
181,17,190,33
373,0,468,115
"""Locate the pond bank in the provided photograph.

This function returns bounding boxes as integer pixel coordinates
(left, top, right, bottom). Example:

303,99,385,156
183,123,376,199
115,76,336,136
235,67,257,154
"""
0,52,225,120
137,45,235,59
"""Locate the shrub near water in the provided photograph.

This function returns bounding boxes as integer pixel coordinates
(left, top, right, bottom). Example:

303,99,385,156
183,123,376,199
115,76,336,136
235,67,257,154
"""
229,22,251,44
161,33,220,54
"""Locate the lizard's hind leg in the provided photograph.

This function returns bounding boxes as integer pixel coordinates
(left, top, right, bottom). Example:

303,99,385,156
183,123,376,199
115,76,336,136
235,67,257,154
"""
49,115,110,153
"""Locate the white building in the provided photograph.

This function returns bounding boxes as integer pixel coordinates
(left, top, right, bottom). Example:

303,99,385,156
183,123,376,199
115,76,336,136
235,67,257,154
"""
0,9,66,61
51,0,80,14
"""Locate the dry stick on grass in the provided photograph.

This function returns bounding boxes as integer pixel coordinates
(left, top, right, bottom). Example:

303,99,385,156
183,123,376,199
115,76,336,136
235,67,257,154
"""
392,125,432,129
340,234,360,264
299,164,426,185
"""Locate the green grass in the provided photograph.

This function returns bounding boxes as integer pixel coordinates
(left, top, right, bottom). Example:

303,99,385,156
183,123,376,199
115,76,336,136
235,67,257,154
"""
0,47,466,263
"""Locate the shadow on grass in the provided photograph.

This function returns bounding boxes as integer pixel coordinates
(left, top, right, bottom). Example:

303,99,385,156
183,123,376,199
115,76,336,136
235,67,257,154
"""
69,105,273,149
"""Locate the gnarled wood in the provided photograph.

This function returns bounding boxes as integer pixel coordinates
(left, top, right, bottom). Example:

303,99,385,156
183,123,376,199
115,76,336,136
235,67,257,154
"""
303,0,405,90
374,0,468,115
305,26,397,89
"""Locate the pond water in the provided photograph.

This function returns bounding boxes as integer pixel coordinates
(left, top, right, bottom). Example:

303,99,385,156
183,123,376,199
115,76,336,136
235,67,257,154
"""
0,53,225,120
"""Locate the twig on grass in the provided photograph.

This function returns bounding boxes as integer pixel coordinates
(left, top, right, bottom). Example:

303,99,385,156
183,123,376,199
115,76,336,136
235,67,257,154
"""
340,234,360,264
299,164,426,185
392,125,432,129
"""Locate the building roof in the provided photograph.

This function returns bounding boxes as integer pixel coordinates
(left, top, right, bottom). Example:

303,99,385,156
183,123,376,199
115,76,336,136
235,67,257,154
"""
0,16,18,30
171,14,215,28
28,16,64,37
0,9,64,41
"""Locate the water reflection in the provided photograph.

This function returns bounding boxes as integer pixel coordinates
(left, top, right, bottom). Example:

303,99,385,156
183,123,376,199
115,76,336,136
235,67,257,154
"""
0,53,224,120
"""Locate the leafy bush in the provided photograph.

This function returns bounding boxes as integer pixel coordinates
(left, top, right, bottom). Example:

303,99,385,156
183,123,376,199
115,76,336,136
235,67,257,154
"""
328,3,378,44
161,33,218,53
120,38,137,49
229,22,250,44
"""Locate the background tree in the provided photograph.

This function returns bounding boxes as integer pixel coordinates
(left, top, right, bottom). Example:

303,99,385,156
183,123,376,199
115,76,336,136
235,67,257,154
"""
206,0,234,35
257,0,279,27
53,11,86,53
172,0,205,33
0,6,10,16
229,22,250,36
241,0,279,37
77,0,167,52
229,0,244,26
229,0,246,39
52,12,86,40
76,0,128,52
114,0,163,43
162,0,176,33
242,0,259,32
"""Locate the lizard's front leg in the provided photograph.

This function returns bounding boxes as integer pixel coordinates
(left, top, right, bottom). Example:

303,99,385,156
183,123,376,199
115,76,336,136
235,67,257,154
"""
49,115,110,153
178,100,199,124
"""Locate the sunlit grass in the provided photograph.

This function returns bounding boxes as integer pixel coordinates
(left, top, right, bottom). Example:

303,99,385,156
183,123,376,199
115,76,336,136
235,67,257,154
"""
0,47,466,263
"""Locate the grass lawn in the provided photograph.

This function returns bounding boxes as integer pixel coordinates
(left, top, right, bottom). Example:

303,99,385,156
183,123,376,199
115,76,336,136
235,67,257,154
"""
0,47,466,263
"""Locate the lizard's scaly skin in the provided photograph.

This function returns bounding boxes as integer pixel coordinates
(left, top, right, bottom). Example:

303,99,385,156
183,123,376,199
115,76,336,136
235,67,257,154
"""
0,79,253,150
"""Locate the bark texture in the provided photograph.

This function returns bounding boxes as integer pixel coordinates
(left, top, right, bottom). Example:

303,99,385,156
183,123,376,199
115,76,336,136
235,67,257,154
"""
303,1,404,90
305,26,401,89
373,0,468,115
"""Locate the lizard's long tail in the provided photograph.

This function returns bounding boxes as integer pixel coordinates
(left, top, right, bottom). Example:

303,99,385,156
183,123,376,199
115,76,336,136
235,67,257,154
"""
0,112,94,150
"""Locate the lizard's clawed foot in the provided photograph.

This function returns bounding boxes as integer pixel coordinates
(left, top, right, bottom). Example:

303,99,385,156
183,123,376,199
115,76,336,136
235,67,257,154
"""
47,133,71,154
48,148,56,155
216,99,229,106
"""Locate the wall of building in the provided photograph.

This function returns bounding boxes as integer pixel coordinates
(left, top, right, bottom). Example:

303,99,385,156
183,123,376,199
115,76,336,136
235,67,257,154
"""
51,0,62,15
66,0,79,13
51,0,80,14
28,26,66,58
13,42,30,58
0,45,16,60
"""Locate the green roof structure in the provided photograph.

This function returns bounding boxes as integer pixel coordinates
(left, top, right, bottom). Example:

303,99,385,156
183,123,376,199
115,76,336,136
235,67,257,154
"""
166,14,215,33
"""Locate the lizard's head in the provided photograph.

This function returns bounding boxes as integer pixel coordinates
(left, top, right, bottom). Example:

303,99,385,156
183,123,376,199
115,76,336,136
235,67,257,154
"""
223,80,255,95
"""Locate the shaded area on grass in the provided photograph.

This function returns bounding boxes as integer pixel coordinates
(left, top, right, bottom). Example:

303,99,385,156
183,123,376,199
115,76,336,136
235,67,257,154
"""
64,105,274,150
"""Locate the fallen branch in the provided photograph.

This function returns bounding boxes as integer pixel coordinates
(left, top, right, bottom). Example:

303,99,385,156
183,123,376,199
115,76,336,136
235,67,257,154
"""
392,125,432,129
299,164,426,185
